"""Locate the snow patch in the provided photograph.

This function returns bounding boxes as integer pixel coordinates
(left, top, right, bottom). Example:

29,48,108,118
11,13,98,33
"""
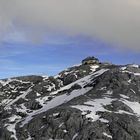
122,70,140,76
120,99,140,119
128,64,139,68
5,115,22,140
0,78,13,86
59,123,64,128
103,132,112,139
116,110,134,116
53,113,59,117
99,87,106,90
134,73,140,76
130,89,136,94
63,130,67,133
72,133,78,140
5,86,33,109
120,67,127,70
99,118,109,123
8,115,21,122
90,65,99,72
44,83,56,92
71,97,115,122
105,90,113,95
36,92,41,97
120,94,129,99
42,75,48,80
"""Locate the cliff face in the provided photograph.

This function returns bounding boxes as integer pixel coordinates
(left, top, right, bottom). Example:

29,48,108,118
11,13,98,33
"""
0,57,140,140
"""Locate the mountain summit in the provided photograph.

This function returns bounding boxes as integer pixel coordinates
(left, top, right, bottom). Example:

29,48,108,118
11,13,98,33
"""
82,56,99,65
0,57,140,140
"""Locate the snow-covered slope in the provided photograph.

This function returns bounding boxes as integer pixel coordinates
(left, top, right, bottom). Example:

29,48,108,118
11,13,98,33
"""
0,57,140,140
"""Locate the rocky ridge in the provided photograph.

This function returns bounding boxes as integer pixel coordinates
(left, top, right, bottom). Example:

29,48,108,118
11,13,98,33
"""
0,57,140,140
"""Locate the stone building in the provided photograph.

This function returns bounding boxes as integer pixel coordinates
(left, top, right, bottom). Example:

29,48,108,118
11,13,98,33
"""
82,56,99,65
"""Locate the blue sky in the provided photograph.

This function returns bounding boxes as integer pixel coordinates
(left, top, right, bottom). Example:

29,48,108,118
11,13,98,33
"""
0,1,140,79
0,35,140,79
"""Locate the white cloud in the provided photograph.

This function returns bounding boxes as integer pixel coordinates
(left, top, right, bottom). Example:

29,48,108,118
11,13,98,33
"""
0,0,140,50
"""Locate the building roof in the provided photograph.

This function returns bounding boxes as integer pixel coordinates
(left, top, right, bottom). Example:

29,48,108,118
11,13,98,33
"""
82,56,99,63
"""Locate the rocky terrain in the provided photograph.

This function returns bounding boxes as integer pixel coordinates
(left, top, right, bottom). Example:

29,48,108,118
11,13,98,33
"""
0,56,140,140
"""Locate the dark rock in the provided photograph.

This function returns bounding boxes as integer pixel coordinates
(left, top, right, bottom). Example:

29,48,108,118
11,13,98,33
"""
25,100,42,110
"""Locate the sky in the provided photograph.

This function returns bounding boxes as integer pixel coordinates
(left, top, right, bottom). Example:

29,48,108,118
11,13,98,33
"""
0,0,140,79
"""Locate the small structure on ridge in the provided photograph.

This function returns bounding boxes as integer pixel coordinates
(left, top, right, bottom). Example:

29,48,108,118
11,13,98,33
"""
82,56,99,65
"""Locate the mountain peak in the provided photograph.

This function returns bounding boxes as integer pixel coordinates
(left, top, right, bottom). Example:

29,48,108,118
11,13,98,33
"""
82,56,99,65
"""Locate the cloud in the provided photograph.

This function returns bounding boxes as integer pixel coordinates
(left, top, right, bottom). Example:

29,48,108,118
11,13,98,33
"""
0,0,140,50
